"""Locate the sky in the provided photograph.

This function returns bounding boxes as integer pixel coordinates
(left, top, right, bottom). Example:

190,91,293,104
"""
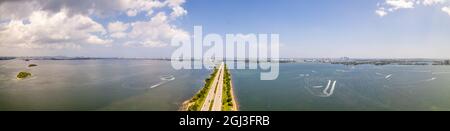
0,0,450,58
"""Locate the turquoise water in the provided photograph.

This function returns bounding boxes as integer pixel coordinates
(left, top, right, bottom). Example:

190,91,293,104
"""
1,60,450,111
0,60,209,110
232,63,450,111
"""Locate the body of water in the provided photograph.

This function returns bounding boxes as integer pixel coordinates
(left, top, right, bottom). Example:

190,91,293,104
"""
1,60,450,110
0,60,209,110
232,63,450,111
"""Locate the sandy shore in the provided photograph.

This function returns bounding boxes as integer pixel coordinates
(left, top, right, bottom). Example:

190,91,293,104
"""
229,77,239,111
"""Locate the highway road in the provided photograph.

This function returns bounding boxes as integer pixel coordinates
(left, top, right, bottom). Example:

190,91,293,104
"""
211,62,225,111
200,62,224,111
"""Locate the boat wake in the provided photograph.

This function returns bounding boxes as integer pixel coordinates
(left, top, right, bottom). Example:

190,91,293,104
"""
322,80,337,97
336,69,350,73
305,79,337,97
425,77,437,82
375,73,393,80
385,74,392,80
313,85,323,88
383,76,438,88
149,75,175,89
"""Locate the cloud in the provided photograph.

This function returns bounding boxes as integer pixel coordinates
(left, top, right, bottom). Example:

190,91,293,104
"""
443,6,450,15
376,0,450,17
0,0,189,49
0,0,40,20
122,0,166,17
423,0,447,5
126,9,138,17
126,12,189,47
167,0,188,18
376,9,388,17
0,0,126,20
87,36,112,45
386,0,414,10
171,5,188,18
108,21,129,33
108,21,130,39
0,10,110,49
0,0,175,19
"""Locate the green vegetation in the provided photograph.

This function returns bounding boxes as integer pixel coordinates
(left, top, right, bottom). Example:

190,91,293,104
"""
182,64,237,111
185,67,218,111
28,64,37,67
222,64,235,111
16,72,32,79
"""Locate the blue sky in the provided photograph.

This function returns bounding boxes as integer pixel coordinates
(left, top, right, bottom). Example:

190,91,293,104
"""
1,0,450,58
179,0,450,58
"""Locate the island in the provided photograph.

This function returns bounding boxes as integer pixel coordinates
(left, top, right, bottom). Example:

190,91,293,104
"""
16,72,32,79
0,57,15,60
28,64,38,67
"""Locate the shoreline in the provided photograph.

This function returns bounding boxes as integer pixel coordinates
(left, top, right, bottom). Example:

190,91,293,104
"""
179,68,218,111
180,63,239,111
229,78,238,111
222,65,238,111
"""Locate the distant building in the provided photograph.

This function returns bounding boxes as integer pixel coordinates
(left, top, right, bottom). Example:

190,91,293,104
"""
445,60,450,65
340,57,350,61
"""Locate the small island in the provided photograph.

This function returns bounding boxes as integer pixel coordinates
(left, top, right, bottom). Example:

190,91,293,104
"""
17,72,32,79
28,64,37,67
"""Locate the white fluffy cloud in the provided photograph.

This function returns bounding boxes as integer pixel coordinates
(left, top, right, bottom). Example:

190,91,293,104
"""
0,0,184,19
443,6,450,15
423,0,447,5
126,12,189,47
375,9,388,17
0,0,188,49
126,9,139,17
122,0,165,17
376,0,450,17
108,21,130,39
171,5,188,18
0,10,110,48
386,0,415,10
